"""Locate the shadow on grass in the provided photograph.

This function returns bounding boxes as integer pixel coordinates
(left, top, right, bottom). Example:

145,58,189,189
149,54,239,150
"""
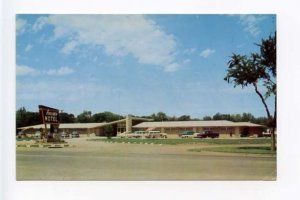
238,146,271,150
189,146,276,155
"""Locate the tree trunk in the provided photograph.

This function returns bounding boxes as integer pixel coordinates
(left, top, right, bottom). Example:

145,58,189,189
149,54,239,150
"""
253,83,276,151
271,127,276,151
271,95,277,151
253,83,271,119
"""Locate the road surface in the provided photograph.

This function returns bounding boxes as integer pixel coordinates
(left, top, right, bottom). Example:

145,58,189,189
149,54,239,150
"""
16,138,276,180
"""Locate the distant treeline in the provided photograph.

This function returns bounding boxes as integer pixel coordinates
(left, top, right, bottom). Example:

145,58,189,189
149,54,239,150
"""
16,107,269,130
138,112,268,126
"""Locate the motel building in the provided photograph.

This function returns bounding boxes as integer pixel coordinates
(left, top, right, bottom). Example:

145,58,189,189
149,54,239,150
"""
18,115,265,138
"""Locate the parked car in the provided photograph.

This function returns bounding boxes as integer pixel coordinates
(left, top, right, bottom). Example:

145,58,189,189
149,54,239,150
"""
145,131,167,139
262,129,271,137
118,132,133,138
132,131,146,138
17,131,26,139
71,131,80,138
194,130,219,139
34,131,42,139
61,131,70,138
179,130,195,138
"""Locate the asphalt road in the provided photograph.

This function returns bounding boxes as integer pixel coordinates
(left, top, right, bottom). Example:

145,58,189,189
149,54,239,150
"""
16,138,276,181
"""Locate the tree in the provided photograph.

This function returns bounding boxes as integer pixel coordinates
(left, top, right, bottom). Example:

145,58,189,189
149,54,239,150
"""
76,111,92,123
212,113,231,121
92,112,123,122
212,113,222,120
151,112,168,121
16,107,41,134
224,33,276,151
59,112,75,123
177,115,191,121
241,113,255,122
168,116,178,121
16,107,27,129
104,124,113,139
231,114,242,122
202,116,212,120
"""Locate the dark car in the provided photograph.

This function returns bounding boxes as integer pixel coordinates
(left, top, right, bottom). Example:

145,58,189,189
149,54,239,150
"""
195,130,219,138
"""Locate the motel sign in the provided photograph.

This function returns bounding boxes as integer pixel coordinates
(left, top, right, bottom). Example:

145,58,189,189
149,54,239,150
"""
39,105,60,124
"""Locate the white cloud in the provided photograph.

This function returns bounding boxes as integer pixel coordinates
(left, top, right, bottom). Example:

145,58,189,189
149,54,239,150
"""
164,63,179,72
35,15,179,72
183,59,191,64
184,48,197,54
239,15,265,37
46,66,74,76
25,44,32,52
32,16,48,32
17,65,74,76
16,65,39,76
200,48,216,58
61,40,78,54
16,18,27,35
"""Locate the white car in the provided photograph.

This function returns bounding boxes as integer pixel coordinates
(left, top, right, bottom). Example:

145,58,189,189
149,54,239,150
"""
34,131,42,139
131,131,147,138
118,132,133,138
60,131,70,138
145,131,168,139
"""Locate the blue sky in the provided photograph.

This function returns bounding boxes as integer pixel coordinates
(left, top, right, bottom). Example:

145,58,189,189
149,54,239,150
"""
16,14,276,118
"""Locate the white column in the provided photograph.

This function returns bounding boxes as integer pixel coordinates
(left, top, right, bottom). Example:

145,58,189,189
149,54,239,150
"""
126,115,132,133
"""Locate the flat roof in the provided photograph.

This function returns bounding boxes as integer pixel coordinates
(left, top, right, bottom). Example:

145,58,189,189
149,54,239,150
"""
133,120,264,128
233,122,265,127
18,123,107,130
18,117,153,130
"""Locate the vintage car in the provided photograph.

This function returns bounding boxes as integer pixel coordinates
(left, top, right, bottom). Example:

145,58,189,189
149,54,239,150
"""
145,131,168,139
71,131,80,138
118,132,133,138
194,130,219,138
179,130,196,138
131,131,147,138
60,131,70,138
34,131,42,139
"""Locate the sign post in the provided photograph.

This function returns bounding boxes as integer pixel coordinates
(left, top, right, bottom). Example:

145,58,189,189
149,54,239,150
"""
38,105,60,142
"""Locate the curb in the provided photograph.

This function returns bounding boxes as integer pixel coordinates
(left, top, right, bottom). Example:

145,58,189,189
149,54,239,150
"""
104,141,163,146
16,144,75,148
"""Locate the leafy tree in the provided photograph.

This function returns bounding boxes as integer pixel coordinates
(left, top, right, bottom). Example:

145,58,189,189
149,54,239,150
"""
177,115,191,121
16,107,27,129
213,113,231,121
151,112,169,121
212,112,222,120
16,107,40,132
202,116,212,120
232,114,242,122
168,116,178,121
253,116,269,126
76,111,92,123
224,33,276,151
92,112,123,122
104,124,113,139
59,112,75,123
241,113,255,122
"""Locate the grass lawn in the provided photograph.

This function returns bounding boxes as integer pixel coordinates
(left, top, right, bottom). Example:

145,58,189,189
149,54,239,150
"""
189,146,276,155
88,138,272,145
